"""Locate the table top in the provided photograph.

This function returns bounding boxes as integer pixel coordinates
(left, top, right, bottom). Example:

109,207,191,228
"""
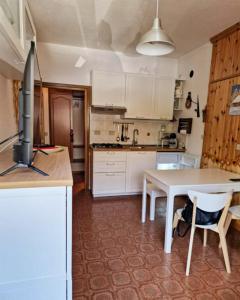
145,168,240,187
0,147,73,189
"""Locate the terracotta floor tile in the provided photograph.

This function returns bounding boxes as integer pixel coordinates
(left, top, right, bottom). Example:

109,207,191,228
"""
72,187,240,299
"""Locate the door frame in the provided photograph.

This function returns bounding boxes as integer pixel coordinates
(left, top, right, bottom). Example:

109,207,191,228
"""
36,81,91,190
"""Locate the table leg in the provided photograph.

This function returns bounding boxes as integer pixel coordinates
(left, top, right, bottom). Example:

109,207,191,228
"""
141,174,147,223
164,191,175,253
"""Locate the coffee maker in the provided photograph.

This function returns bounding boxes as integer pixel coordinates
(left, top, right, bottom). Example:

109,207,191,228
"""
169,133,178,149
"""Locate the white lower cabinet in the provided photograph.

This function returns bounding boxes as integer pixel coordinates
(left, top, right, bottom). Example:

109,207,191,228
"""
0,186,72,300
92,151,127,196
93,151,195,196
126,152,156,193
94,173,126,194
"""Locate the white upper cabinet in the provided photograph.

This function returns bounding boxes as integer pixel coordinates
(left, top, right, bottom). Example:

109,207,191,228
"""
91,71,175,120
124,73,155,119
91,71,126,107
153,77,175,120
0,0,36,70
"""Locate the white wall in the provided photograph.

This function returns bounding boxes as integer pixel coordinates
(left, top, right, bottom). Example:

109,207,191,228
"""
0,74,17,150
37,42,178,85
177,43,212,155
37,42,179,145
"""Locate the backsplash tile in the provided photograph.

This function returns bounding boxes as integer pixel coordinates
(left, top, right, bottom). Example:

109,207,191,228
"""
90,113,177,145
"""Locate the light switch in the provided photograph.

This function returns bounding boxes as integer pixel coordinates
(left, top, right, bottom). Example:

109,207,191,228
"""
236,144,240,151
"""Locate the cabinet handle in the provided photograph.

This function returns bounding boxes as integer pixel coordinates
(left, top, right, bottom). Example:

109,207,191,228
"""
106,162,115,166
105,173,115,176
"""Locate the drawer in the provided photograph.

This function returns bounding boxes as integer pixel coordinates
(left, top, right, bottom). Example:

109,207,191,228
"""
93,172,126,194
94,161,126,173
94,151,126,162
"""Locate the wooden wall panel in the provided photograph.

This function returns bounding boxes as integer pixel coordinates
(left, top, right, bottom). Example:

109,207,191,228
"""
202,23,240,230
202,77,240,173
210,28,240,82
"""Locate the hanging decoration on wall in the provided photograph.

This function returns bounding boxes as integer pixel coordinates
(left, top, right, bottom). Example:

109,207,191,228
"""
185,92,200,118
229,84,240,115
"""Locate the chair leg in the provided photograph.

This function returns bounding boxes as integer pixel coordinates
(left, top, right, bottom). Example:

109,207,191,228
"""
219,213,232,248
150,193,156,221
219,229,231,273
203,229,207,247
186,225,196,276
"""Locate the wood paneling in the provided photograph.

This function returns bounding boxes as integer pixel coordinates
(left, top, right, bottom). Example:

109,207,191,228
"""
202,23,240,230
210,27,240,82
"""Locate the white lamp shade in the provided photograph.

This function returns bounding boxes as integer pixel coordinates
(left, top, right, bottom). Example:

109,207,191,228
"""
136,18,175,56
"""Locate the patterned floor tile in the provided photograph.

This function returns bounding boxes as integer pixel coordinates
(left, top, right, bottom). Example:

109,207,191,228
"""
72,186,240,299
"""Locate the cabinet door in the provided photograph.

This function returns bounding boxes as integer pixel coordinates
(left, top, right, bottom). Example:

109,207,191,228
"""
126,152,156,193
153,77,175,120
93,172,126,195
0,187,67,300
91,71,125,106
125,74,154,119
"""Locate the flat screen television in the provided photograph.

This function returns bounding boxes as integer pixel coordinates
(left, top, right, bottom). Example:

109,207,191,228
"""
0,41,48,176
13,41,35,165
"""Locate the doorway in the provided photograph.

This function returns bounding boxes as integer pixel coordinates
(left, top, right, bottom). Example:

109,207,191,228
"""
34,82,90,189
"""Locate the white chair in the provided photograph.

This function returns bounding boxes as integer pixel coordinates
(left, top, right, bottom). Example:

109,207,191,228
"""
147,183,166,221
218,205,240,247
172,190,232,276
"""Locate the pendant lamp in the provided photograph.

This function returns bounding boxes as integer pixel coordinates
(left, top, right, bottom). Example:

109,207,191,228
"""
136,0,175,56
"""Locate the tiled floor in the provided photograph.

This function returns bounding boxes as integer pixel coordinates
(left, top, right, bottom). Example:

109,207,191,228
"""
72,187,240,299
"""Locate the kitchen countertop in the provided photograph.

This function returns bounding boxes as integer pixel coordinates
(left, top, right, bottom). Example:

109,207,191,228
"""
90,145,185,152
0,147,73,189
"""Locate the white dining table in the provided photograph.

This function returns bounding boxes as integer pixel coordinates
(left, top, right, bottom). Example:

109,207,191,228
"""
142,168,240,253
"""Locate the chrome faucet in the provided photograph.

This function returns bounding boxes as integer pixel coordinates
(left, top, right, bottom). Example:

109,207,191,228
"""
132,129,139,146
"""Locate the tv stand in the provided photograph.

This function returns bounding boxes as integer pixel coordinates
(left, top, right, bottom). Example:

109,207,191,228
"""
0,147,72,300
0,162,48,176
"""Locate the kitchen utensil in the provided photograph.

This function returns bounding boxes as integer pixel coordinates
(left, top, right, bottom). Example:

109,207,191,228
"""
125,124,129,141
121,124,124,141
116,124,120,142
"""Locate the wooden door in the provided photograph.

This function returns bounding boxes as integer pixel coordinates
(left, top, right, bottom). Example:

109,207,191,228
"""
49,88,73,160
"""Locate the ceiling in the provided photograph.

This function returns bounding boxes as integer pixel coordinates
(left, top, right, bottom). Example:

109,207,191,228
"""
28,0,240,58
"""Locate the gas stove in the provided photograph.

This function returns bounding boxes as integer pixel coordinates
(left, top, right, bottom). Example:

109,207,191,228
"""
92,143,123,149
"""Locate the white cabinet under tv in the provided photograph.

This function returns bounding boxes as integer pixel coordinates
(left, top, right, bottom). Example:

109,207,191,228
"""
0,149,73,300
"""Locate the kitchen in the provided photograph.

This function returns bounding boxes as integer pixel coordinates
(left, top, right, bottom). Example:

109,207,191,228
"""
0,1,240,300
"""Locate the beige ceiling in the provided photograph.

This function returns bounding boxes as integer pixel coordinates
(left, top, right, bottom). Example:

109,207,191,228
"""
28,0,240,58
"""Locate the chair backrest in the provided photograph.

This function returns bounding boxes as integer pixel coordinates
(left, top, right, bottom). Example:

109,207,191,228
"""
188,190,232,212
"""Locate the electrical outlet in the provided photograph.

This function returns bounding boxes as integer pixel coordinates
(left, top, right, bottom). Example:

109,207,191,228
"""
236,144,240,151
